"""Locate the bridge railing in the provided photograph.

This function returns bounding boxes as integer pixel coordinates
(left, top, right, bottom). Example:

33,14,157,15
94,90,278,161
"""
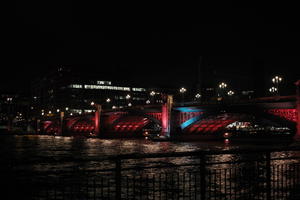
10,147,300,200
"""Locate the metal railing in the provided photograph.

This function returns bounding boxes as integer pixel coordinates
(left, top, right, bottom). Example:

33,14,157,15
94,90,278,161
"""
10,147,300,200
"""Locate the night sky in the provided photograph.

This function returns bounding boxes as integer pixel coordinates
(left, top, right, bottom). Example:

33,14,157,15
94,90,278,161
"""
5,2,300,95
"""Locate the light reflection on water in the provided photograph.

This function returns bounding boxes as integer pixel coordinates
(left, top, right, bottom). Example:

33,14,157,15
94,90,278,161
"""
0,134,299,175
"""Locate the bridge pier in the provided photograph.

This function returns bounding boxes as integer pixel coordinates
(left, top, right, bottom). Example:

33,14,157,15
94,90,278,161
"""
161,95,173,138
94,104,102,136
295,80,300,140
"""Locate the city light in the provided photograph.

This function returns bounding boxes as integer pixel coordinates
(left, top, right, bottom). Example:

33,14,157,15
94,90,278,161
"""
195,93,201,99
272,76,283,84
128,103,132,107
112,105,117,109
150,91,156,96
126,94,131,99
219,82,227,89
146,100,151,104
106,98,111,103
269,87,278,93
227,90,234,96
57,109,60,113
179,87,187,93
65,107,69,111
48,111,52,114
70,113,73,116
90,101,95,106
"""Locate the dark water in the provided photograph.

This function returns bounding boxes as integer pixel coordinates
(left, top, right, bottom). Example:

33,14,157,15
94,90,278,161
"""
0,135,299,174
1,135,300,199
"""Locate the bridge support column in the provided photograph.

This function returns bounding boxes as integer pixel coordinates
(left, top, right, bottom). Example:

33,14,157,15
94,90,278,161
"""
161,95,173,138
94,105,102,137
295,80,300,140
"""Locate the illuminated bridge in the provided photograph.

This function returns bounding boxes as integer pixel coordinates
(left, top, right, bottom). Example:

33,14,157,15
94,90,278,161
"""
39,93,300,140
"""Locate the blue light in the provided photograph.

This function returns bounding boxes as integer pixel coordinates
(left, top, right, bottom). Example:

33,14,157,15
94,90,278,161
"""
174,107,203,112
180,115,203,130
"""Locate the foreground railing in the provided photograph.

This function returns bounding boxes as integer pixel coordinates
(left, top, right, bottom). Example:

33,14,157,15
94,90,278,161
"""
10,147,300,200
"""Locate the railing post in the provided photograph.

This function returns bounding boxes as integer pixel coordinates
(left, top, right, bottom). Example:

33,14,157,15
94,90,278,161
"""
266,152,271,200
295,80,300,140
200,153,206,200
115,158,122,200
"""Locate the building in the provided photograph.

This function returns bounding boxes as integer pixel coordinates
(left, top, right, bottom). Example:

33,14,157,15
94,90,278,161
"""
31,66,163,116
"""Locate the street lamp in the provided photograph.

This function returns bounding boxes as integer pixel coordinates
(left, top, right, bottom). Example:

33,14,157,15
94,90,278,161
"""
195,93,201,99
218,82,227,98
269,87,278,94
179,87,187,103
219,82,227,89
227,90,234,96
150,91,156,96
272,76,282,95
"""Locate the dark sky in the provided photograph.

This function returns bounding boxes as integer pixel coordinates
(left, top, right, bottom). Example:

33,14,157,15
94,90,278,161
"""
5,2,300,94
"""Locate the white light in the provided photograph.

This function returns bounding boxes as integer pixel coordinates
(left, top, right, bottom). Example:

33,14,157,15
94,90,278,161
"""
126,94,131,99
146,100,151,104
91,101,95,106
179,87,187,93
128,103,132,107
70,113,73,116
219,82,227,89
150,91,156,96
65,107,69,111
227,90,234,96
195,93,201,99
57,109,60,113
112,106,117,109
106,98,111,103
48,111,52,114
41,112,44,116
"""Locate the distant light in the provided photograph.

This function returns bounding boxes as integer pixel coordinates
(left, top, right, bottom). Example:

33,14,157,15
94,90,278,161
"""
91,101,95,106
126,94,131,99
70,113,73,116
41,112,44,116
30,106,34,110
179,87,187,93
112,106,117,109
48,111,52,114
33,96,37,100
219,82,227,89
57,109,60,113
227,90,234,96
79,111,82,114
195,93,201,99
106,98,111,103
146,100,151,104
150,91,156,96
65,107,69,111
128,103,132,107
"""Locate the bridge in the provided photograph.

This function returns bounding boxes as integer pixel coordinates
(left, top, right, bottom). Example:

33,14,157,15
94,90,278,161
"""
39,81,300,140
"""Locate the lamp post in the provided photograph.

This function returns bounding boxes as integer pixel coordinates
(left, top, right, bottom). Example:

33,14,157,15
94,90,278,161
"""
218,82,227,98
269,87,278,95
195,93,201,102
272,76,282,95
179,87,187,103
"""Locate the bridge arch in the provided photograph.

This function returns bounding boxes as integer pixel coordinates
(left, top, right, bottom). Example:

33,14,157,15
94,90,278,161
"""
182,109,296,136
107,110,162,137
68,115,95,136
